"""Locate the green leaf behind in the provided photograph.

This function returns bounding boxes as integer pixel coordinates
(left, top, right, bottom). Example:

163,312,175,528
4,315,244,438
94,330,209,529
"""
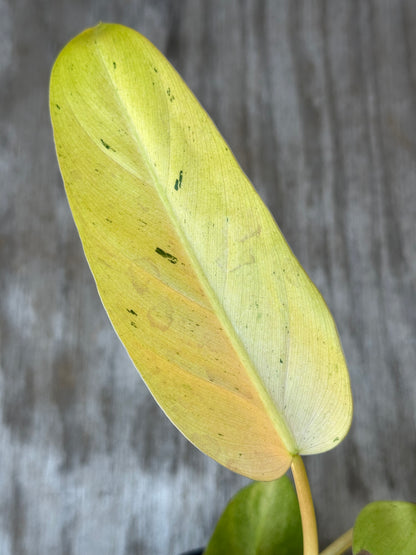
204,477,302,555
353,501,416,555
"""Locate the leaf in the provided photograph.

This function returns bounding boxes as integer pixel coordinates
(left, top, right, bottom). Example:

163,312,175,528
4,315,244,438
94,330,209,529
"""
49,23,352,480
353,501,416,555
204,477,302,555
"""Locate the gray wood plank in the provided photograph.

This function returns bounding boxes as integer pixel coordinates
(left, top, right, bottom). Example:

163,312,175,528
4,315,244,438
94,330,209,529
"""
1,0,415,553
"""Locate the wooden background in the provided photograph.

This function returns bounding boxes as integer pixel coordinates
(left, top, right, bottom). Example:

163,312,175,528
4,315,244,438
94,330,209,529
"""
1,0,416,553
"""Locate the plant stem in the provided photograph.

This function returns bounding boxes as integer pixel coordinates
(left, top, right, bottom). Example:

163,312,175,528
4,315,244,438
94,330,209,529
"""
291,455,319,555
319,528,353,555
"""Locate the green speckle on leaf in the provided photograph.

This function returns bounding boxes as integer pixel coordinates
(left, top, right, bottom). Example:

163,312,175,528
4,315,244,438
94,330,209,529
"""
127,309,138,316
333,437,339,442
113,61,116,69
174,170,183,191
100,138,115,151
130,321,137,328
155,247,178,264
56,104,61,110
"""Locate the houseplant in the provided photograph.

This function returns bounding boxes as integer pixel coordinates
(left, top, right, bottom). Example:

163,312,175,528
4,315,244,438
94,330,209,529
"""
49,23,415,554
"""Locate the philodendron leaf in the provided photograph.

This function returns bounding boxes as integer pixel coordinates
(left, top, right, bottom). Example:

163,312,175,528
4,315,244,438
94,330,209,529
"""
50,23,352,480
204,477,302,555
353,501,416,555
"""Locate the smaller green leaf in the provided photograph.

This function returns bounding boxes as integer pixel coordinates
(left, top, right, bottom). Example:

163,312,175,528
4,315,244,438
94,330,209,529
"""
204,477,302,555
353,501,416,555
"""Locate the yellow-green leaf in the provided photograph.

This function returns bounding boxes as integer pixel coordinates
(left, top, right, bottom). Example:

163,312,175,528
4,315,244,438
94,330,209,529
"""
353,501,416,555
49,23,352,480
204,477,302,555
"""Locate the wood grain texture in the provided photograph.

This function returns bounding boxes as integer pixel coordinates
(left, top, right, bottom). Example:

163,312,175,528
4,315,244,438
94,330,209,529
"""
1,0,415,553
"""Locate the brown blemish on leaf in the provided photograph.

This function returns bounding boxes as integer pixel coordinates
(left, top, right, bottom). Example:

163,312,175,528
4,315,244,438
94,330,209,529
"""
147,300,173,331
237,226,261,243
128,259,159,295
230,254,255,273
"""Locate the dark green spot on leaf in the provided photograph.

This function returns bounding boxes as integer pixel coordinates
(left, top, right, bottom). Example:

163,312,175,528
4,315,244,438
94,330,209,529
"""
155,247,177,264
174,170,183,191
100,138,115,152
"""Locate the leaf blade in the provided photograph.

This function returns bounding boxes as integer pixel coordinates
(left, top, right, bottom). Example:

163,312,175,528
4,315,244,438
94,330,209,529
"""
353,501,416,555
204,477,303,555
50,23,352,479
